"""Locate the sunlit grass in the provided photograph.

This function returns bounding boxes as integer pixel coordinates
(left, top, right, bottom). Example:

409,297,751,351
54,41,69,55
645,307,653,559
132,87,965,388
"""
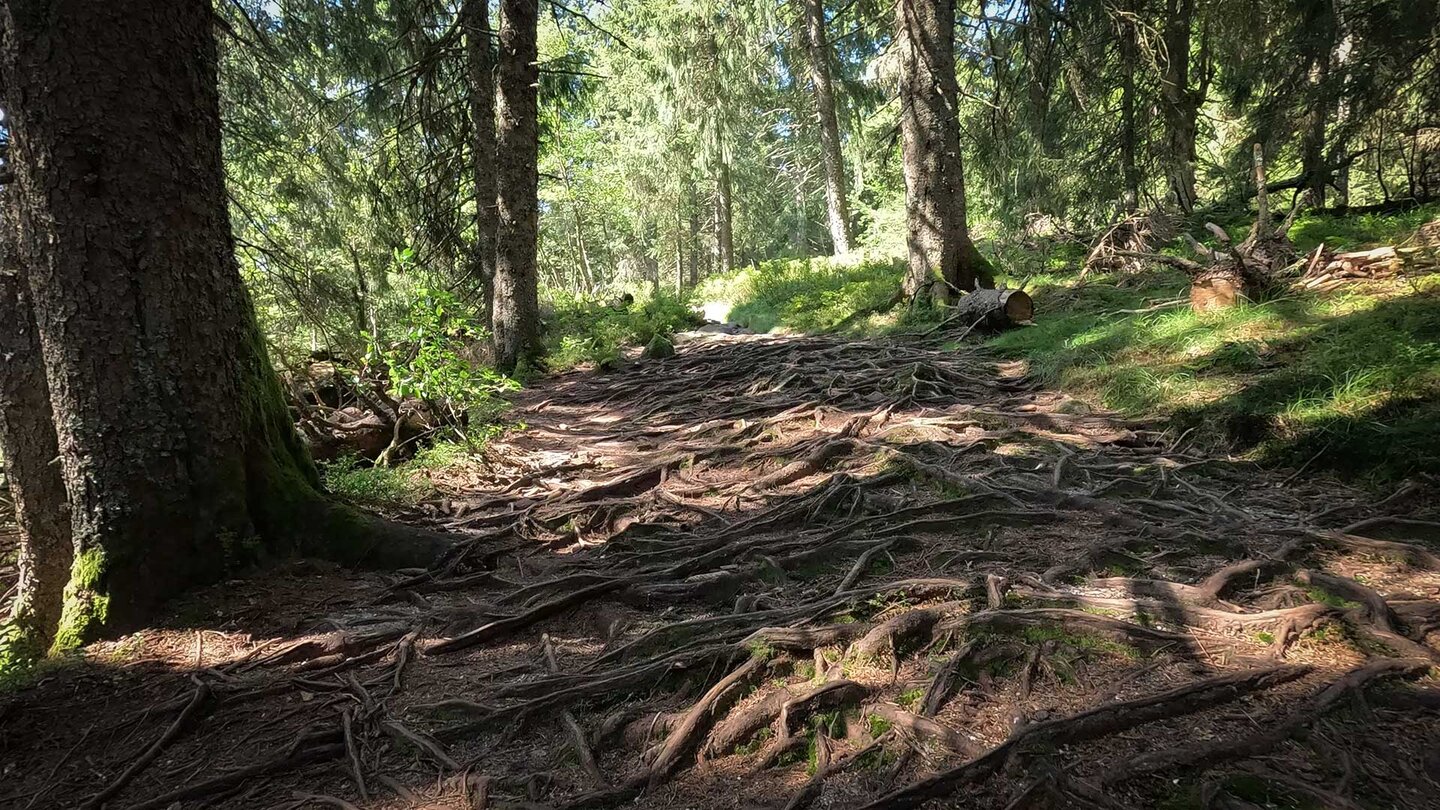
693,253,911,334
991,267,1440,480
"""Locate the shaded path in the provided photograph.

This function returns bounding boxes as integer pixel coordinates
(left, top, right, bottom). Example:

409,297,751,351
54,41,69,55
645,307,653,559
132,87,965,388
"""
3,328,1439,810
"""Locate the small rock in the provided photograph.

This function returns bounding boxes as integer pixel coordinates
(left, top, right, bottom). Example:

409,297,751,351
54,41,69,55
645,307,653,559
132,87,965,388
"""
643,334,676,359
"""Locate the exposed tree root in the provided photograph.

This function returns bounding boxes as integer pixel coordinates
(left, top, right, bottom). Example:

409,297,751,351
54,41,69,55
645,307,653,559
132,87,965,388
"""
1101,659,1431,786
857,665,1313,809
18,330,1440,810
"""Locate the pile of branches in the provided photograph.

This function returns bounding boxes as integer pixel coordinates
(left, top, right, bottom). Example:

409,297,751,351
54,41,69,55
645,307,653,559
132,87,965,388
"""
283,355,442,465
1111,146,1301,312
1082,207,1178,277
1296,219,1440,292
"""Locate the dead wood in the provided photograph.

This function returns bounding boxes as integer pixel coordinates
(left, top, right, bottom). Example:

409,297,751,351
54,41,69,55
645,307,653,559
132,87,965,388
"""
946,288,1034,330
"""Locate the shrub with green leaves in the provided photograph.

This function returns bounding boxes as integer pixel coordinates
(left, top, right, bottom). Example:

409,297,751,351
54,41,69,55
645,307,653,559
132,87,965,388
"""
366,288,517,433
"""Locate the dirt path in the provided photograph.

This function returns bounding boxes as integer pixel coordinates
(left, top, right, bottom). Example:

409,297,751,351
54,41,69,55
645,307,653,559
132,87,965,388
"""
3,328,1439,810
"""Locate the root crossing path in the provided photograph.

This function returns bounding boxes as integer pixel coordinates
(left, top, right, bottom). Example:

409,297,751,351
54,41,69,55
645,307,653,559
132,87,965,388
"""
4,329,1440,810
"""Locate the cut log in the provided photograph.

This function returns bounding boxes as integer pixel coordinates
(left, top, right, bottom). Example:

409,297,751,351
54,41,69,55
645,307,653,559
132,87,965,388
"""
947,288,1033,330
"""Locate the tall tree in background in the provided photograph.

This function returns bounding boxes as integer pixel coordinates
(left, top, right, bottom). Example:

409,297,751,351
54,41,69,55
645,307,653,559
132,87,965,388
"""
0,0,444,651
801,0,853,254
464,0,499,326
493,0,542,372
897,0,991,302
1118,0,1143,212
1158,0,1208,213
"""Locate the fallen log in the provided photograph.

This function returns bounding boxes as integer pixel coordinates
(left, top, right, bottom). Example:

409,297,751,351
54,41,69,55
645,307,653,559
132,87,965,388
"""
946,288,1033,330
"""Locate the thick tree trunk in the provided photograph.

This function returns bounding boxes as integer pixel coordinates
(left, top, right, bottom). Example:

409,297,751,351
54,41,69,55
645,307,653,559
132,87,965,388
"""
802,0,853,254
896,0,992,304
1160,0,1199,213
0,205,71,660
463,0,498,328
492,0,541,373
0,0,446,648
716,162,736,274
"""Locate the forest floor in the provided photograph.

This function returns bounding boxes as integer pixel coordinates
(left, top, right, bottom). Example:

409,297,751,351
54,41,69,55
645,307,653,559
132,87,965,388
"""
3,324,1440,810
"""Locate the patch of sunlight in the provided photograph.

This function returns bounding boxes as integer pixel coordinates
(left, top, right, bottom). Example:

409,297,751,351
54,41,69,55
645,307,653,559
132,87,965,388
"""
701,299,732,323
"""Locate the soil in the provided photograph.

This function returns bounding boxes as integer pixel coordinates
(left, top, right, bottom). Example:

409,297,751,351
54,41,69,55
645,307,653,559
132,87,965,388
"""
2,327,1439,810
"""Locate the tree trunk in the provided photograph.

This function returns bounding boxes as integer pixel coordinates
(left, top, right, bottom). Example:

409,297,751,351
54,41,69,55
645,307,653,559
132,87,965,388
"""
463,0,498,328
1299,59,1331,208
0,200,71,661
688,189,701,284
896,0,992,304
802,0,853,254
1119,0,1141,212
492,0,541,373
0,0,446,648
1160,0,1198,213
675,208,685,295
716,162,736,274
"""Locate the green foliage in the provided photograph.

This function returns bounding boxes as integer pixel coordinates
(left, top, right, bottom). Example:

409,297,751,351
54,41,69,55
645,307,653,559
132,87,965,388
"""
693,255,909,334
320,439,480,506
322,455,433,505
897,687,925,710
545,292,701,370
369,288,516,416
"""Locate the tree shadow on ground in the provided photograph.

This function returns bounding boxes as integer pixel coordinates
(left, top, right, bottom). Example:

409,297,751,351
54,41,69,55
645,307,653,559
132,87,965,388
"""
1175,289,1440,480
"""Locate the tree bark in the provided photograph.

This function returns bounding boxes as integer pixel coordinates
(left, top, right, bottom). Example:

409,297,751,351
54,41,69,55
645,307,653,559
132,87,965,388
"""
1119,0,1141,212
0,0,447,648
896,0,992,304
1160,0,1199,213
802,0,853,254
716,162,736,274
0,198,71,660
492,0,541,373
462,0,498,328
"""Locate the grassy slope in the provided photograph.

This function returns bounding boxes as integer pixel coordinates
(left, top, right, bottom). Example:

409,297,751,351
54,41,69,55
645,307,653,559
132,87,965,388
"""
697,204,1440,482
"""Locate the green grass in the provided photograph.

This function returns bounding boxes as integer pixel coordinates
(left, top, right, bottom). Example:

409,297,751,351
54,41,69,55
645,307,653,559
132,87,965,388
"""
320,439,483,505
1015,624,1142,660
693,253,927,335
1289,203,1440,252
987,214,1440,482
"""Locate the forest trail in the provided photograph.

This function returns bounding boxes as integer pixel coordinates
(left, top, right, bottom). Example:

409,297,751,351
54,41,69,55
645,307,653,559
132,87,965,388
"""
4,326,1440,810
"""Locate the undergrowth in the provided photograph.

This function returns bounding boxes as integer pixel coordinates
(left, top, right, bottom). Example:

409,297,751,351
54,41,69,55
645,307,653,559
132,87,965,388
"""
321,440,479,505
692,254,927,334
544,291,700,370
